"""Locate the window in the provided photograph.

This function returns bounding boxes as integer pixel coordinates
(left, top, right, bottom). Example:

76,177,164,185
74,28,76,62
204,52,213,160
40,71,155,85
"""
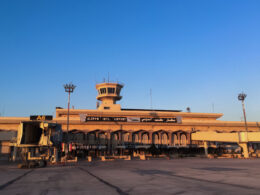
108,87,115,94
104,107,110,110
116,87,121,95
100,88,106,94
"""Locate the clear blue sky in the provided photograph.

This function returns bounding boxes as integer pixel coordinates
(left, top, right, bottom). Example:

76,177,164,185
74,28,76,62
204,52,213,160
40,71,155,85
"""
0,0,259,121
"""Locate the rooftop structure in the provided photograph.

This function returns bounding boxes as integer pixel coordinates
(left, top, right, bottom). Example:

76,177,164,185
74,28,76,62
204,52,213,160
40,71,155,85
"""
95,82,123,111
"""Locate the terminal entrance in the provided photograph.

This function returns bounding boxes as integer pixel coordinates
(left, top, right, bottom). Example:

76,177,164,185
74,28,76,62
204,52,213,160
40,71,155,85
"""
67,129,193,159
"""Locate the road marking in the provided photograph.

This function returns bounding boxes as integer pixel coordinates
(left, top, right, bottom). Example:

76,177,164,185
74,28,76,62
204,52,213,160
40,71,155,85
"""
0,169,34,190
78,167,128,195
159,171,260,191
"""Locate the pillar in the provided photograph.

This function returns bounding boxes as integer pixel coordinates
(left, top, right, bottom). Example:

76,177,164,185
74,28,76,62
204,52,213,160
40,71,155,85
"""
128,131,133,155
186,132,191,145
177,132,181,145
12,146,17,162
204,141,208,157
106,131,111,155
158,132,162,145
129,132,133,143
149,131,153,144
239,143,249,158
138,131,142,144
168,132,172,146
54,147,58,163
95,131,99,145
122,132,126,145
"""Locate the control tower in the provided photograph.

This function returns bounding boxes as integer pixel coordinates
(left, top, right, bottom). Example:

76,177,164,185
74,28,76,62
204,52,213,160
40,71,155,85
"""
96,82,124,111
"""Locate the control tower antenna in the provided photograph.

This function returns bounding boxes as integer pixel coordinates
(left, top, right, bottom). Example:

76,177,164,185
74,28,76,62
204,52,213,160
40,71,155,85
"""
108,72,110,83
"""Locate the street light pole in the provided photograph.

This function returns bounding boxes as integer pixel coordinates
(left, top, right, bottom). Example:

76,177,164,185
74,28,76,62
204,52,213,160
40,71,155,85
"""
64,83,76,144
238,92,249,158
238,92,248,132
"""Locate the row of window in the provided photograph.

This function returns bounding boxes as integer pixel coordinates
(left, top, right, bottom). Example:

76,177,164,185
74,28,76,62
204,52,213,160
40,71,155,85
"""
99,87,121,95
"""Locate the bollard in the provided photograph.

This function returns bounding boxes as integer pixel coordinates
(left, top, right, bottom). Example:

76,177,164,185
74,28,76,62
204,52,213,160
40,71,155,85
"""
87,156,92,162
140,154,146,160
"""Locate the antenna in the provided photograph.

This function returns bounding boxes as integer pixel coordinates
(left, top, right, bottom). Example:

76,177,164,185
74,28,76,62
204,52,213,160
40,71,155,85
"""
150,88,153,110
212,103,215,113
108,72,110,83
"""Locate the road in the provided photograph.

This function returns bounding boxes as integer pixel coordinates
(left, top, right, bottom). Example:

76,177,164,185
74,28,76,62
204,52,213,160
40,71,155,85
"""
0,158,260,194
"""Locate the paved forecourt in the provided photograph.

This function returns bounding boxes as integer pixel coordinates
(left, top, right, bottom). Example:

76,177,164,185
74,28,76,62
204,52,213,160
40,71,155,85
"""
0,159,260,195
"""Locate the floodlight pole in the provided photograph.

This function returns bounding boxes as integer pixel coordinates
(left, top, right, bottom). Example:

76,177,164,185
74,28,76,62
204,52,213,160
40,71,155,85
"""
64,83,76,145
238,92,250,158
238,92,248,132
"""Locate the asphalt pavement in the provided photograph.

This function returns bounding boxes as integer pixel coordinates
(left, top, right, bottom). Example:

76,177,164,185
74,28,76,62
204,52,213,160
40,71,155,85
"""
0,158,260,194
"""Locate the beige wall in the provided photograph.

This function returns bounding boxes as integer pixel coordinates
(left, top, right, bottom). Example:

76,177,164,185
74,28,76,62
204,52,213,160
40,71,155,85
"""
0,141,10,154
0,109,259,134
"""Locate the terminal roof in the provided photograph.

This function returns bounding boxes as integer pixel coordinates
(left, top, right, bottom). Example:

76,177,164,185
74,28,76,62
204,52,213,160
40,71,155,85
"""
121,108,182,112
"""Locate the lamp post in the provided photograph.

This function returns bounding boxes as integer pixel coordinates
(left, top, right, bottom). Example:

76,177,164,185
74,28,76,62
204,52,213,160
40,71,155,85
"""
64,83,76,144
238,92,250,158
238,92,248,132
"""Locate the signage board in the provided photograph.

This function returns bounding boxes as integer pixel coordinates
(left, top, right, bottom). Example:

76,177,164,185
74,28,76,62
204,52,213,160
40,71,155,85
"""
30,115,53,121
127,117,141,122
140,118,178,123
85,117,127,122
83,116,182,124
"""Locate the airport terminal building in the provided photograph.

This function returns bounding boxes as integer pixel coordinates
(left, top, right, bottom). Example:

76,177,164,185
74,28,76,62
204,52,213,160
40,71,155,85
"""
1,82,260,158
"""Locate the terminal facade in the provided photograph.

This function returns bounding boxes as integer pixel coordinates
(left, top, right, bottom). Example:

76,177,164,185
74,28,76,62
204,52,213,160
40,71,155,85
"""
0,82,260,158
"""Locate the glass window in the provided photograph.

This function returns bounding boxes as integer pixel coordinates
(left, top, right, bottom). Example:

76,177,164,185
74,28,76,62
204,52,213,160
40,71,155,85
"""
116,87,121,95
108,87,115,94
100,88,106,94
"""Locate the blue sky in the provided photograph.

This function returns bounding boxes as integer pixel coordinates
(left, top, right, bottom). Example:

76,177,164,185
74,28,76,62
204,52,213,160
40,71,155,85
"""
0,0,259,121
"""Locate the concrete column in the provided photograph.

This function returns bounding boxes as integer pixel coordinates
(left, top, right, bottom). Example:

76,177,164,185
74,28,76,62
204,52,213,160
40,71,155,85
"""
119,132,123,155
186,133,191,145
118,132,120,145
204,141,208,157
168,132,172,146
95,131,99,145
54,147,58,163
133,133,137,144
121,132,125,145
106,132,111,154
128,132,133,143
12,147,17,162
138,132,142,144
158,132,162,145
239,143,249,158
177,132,181,145
149,131,153,144
121,132,124,145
